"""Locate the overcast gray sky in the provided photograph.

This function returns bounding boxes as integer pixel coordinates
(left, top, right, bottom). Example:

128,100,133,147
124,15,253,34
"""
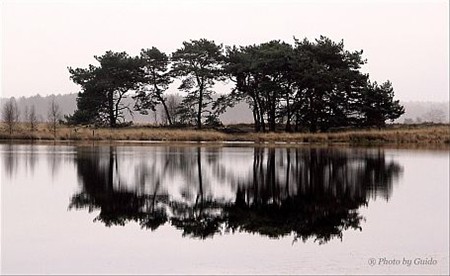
1,0,448,101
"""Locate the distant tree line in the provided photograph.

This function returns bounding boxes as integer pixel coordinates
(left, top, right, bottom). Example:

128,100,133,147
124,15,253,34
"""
1,97,62,138
65,36,404,132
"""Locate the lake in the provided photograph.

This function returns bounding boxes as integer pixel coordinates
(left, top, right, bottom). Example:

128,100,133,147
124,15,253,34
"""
1,143,449,274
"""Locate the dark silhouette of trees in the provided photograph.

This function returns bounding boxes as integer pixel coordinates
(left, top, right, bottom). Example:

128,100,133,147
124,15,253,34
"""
133,47,174,125
361,80,405,127
224,37,380,132
68,51,143,127
69,146,402,243
290,37,369,132
223,147,402,242
171,39,225,129
170,147,226,238
163,94,180,125
69,146,169,228
67,37,404,131
224,41,295,132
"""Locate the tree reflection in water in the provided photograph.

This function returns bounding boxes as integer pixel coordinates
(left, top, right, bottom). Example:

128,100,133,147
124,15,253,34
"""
69,145,402,244
1,143,39,177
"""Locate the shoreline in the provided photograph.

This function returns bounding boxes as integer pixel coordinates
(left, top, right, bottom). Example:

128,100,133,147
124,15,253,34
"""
0,124,449,146
1,140,449,151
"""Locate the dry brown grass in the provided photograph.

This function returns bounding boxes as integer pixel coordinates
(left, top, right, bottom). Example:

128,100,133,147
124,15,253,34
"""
0,122,449,145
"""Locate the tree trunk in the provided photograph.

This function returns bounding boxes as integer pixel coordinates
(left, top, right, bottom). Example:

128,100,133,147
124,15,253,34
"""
309,95,317,133
285,97,292,132
285,118,292,132
252,108,260,132
197,77,204,129
251,96,261,132
197,94,202,129
108,92,116,128
160,98,173,125
294,114,299,132
154,80,173,125
255,94,265,132
310,121,317,133
268,98,276,132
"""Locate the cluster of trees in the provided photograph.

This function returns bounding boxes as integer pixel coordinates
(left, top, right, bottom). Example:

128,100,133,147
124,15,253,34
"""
1,97,62,137
1,98,20,135
67,36,404,132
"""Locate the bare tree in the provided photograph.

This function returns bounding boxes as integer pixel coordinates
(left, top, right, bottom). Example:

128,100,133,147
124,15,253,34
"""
48,98,62,138
153,109,158,126
160,106,168,125
24,105,29,124
27,105,38,132
1,98,20,136
166,94,180,124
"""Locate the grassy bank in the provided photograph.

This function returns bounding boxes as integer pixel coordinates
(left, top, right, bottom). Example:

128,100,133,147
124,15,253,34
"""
0,123,449,145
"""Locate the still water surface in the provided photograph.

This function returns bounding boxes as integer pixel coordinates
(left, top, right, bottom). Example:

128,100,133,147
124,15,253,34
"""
1,143,449,274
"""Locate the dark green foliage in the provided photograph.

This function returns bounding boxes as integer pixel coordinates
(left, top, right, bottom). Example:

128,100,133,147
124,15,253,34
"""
224,42,295,132
204,114,223,127
174,94,199,126
68,37,403,131
65,89,106,126
171,39,225,129
68,51,142,127
224,38,370,132
360,81,405,127
291,37,369,132
133,47,174,125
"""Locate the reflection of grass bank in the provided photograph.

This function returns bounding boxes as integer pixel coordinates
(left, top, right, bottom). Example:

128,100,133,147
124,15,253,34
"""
0,123,449,144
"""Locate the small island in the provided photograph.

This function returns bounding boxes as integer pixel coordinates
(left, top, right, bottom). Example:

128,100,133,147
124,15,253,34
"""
1,37,449,145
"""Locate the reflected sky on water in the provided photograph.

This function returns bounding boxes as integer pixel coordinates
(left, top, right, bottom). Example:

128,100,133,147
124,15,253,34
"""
1,143,448,274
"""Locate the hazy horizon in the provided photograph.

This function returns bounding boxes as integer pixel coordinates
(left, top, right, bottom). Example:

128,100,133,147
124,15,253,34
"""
1,93,449,124
1,92,449,104
1,0,449,102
